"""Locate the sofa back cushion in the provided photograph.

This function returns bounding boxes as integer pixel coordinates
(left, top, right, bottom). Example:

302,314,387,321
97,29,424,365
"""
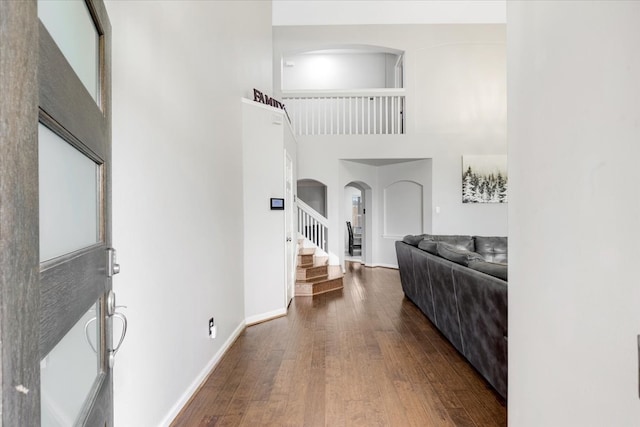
402,234,428,247
474,236,508,263
418,234,475,254
436,242,485,266
468,260,508,281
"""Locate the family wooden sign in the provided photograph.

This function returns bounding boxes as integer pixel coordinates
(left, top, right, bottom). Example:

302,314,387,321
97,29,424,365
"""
253,88,291,123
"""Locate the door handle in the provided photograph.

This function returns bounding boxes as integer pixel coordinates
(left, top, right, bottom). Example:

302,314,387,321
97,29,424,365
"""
84,316,98,353
86,290,129,368
109,312,128,368
105,290,128,367
83,310,128,368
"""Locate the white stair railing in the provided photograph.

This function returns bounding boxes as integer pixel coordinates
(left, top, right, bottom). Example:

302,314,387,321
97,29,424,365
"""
282,89,405,136
297,199,328,252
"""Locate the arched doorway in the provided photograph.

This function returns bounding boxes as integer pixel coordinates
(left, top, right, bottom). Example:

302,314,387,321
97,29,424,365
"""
344,181,371,264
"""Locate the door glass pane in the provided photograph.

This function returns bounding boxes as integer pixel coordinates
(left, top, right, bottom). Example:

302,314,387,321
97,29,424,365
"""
38,0,99,102
41,303,101,427
39,124,99,262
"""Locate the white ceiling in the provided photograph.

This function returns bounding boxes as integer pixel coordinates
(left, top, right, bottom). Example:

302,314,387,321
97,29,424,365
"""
273,1,506,26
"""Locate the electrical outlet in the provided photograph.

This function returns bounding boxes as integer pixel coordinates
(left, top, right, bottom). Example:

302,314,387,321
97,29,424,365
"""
209,318,215,339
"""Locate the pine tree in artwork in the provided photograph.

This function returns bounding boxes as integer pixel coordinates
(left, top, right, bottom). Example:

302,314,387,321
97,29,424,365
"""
472,178,484,202
468,173,478,202
500,178,508,203
489,180,500,202
462,159,509,203
480,180,490,202
496,172,508,203
462,166,475,203
483,173,493,202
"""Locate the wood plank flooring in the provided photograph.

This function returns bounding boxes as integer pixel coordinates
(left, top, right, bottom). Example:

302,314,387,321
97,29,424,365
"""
171,262,507,426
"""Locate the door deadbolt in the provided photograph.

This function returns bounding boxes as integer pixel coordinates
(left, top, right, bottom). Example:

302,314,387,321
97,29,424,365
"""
107,248,120,277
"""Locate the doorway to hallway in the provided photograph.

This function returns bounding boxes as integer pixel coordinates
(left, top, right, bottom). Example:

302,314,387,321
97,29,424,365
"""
344,183,365,262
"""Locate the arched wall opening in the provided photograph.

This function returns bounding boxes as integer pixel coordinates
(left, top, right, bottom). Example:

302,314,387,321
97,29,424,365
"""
282,44,404,91
344,181,372,263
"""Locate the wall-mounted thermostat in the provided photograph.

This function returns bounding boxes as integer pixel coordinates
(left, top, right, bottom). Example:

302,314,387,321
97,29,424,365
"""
270,198,284,210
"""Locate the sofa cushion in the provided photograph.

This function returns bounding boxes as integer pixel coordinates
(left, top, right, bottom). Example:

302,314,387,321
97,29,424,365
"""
468,260,508,281
417,239,439,254
418,234,475,254
436,242,485,267
402,234,428,247
474,236,508,263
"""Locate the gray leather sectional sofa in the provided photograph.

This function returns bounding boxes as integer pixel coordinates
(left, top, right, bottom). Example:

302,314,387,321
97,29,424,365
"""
395,234,508,398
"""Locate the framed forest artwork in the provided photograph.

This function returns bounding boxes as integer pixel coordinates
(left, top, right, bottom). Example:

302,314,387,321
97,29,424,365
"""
462,155,508,203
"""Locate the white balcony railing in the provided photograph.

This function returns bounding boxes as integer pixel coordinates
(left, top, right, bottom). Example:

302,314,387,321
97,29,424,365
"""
282,89,405,136
297,199,328,252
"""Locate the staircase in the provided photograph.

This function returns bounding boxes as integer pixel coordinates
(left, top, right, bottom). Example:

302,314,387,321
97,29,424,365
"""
296,245,343,296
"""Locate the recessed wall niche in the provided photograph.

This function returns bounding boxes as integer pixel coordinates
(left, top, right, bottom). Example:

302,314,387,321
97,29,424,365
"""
383,180,423,237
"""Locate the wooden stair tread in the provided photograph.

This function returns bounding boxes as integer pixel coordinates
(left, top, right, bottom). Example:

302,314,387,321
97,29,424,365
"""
296,264,328,281
296,275,342,285
296,275,328,283
295,277,343,297
295,244,340,296
296,258,328,269
297,253,327,270
295,265,344,296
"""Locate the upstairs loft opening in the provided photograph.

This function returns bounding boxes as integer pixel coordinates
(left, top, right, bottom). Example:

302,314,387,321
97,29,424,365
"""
281,45,405,135
282,46,404,90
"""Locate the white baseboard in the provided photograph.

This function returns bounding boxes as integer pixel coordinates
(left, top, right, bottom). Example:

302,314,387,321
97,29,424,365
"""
159,320,246,427
245,308,287,326
365,262,398,269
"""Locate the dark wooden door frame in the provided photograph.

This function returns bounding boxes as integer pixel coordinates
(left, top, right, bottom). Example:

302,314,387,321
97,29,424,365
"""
0,1,41,425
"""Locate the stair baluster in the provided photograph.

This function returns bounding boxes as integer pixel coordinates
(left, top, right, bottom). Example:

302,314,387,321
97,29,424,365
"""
296,199,328,252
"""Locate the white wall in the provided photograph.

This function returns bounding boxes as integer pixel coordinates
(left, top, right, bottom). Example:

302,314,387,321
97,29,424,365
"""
275,24,507,267
105,1,272,426
242,101,293,324
509,1,640,425
282,52,390,90
383,182,422,236
414,42,506,135
272,1,506,26
385,53,399,88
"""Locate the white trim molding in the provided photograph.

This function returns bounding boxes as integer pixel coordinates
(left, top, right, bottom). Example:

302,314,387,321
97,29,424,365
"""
365,263,399,269
245,308,287,327
159,321,246,427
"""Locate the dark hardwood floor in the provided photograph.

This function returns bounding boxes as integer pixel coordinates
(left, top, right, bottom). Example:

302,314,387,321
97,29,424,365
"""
171,262,507,426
